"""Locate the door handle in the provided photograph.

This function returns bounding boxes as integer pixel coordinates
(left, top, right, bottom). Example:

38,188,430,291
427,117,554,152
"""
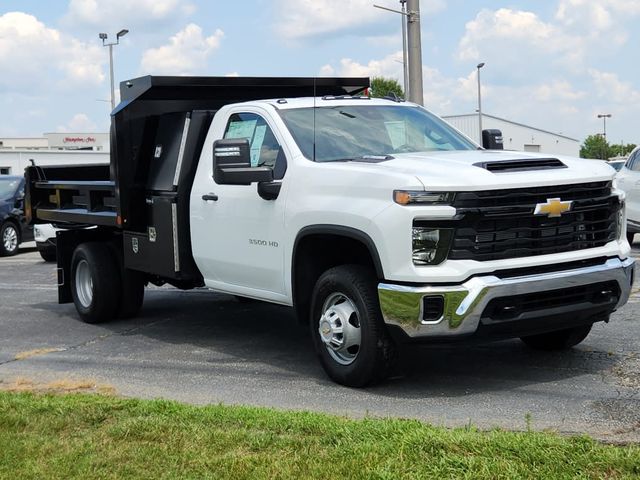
202,193,218,201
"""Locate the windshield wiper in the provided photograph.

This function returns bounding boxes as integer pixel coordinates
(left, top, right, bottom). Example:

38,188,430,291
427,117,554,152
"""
324,155,394,163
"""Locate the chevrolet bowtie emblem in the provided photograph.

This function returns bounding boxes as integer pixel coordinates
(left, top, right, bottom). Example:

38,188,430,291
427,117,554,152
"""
534,198,573,218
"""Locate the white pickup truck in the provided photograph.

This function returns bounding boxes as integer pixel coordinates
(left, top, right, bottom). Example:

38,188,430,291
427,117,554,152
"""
26,76,634,387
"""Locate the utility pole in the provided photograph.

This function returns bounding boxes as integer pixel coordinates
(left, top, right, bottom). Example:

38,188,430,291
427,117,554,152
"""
400,0,409,98
406,0,423,105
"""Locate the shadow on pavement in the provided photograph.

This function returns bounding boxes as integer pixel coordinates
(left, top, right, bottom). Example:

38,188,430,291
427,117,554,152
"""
29,287,619,396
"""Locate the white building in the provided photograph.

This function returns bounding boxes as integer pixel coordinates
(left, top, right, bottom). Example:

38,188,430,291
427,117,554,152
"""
443,113,580,157
0,133,109,175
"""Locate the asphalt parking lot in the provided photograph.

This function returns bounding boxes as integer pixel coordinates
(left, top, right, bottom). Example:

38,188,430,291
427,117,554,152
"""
1,243,639,442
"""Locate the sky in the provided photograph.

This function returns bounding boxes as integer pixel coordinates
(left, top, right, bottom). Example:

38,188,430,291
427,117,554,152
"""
0,0,639,146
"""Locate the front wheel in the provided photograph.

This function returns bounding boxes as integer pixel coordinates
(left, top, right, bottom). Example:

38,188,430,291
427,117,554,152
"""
310,265,396,387
0,222,20,256
520,324,593,351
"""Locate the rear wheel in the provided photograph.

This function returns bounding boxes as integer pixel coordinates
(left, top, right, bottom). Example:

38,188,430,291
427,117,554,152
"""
0,222,19,256
71,242,121,323
310,264,396,387
520,324,593,351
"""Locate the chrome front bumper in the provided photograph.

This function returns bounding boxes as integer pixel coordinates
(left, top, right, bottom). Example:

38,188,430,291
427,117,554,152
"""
378,257,635,339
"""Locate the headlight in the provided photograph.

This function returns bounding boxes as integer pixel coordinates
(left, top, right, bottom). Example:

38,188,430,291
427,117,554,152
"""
412,227,453,265
394,190,454,205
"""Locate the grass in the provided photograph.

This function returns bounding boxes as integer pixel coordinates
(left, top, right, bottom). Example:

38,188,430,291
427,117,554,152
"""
0,391,639,479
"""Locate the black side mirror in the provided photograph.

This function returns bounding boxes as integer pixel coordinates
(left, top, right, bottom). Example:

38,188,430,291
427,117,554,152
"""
14,191,25,209
213,138,273,185
482,129,504,150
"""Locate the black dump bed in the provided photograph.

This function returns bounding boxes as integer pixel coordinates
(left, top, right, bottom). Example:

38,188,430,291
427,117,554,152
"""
25,75,369,284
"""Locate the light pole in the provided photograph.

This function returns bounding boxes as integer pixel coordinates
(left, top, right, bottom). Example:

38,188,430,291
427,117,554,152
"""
99,29,129,110
597,114,611,160
477,62,485,144
373,1,409,98
597,113,611,139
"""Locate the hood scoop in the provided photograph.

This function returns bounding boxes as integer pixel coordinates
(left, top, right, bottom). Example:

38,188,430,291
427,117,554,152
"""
474,158,567,173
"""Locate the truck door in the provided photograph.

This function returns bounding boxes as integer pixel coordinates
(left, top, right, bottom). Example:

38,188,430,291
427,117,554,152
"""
618,150,640,232
190,108,289,301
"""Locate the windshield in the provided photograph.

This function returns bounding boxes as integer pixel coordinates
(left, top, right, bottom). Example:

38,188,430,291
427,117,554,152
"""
278,104,477,162
0,178,20,201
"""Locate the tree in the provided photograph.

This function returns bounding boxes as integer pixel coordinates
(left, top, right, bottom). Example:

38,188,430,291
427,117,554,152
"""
609,143,637,158
580,134,612,159
580,135,637,159
370,77,404,99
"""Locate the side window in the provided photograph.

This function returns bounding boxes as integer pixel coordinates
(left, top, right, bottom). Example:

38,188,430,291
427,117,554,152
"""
631,152,640,172
224,113,284,175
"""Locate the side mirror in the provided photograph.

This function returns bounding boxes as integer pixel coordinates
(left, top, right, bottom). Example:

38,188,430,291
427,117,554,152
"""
14,192,25,209
482,129,504,150
213,138,273,185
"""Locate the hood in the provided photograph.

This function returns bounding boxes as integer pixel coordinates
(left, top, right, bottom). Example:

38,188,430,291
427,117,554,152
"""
373,150,615,191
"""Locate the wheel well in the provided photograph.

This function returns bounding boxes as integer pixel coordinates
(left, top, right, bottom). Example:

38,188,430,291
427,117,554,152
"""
292,231,382,324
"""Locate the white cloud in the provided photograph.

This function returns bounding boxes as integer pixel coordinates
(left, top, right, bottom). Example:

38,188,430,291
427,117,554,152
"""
56,113,98,133
322,51,404,80
0,12,104,91
533,80,586,102
65,0,195,28
457,8,582,63
140,24,224,75
275,0,445,39
319,64,335,76
556,0,640,31
588,69,640,105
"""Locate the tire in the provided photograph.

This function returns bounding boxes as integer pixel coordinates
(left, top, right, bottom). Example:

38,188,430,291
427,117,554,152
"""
39,248,57,262
118,268,145,319
70,242,121,324
627,231,635,245
310,264,396,387
0,222,20,257
520,323,593,351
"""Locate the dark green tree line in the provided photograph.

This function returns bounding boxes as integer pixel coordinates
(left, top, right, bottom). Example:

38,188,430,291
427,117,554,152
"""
580,134,636,159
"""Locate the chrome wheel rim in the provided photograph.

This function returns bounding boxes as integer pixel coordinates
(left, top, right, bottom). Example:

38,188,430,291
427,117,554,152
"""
75,259,93,308
319,292,362,366
2,225,17,253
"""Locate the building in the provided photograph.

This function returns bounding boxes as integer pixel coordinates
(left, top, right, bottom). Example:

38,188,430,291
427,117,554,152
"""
443,113,580,157
0,133,109,175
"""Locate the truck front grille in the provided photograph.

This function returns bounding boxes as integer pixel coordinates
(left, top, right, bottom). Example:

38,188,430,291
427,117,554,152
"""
448,182,619,262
